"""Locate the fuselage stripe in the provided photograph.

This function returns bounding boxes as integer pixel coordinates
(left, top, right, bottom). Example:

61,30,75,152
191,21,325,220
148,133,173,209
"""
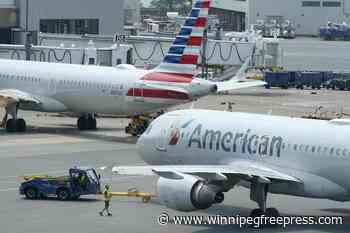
127,88,189,100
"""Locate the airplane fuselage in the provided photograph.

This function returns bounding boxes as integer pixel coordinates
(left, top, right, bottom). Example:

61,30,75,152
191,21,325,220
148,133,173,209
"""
138,110,350,201
0,59,212,116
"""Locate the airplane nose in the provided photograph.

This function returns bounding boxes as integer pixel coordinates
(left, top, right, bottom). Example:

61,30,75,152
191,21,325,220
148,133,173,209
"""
136,134,146,154
136,131,152,163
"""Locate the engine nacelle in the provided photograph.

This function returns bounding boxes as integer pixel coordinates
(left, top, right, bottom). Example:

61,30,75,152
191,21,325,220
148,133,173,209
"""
157,174,222,212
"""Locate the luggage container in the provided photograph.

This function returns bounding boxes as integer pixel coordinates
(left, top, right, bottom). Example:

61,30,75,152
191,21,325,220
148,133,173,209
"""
264,71,290,89
295,72,322,89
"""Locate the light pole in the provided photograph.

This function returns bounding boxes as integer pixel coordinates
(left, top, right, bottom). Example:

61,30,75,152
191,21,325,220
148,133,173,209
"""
25,0,31,61
201,28,208,79
25,0,29,32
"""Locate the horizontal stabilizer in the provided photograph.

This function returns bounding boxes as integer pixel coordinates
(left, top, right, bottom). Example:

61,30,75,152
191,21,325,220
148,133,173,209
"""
216,80,266,93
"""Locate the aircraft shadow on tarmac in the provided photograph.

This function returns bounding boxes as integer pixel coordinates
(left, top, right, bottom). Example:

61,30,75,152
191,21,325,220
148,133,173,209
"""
20,197,100,203
0,124,138,144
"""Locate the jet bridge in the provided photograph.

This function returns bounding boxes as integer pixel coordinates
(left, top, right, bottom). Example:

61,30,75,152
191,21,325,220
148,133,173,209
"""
0,33,282,69
38,33,282,68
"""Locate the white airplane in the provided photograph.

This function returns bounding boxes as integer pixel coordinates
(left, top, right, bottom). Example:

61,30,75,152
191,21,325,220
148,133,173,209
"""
113,109,350,217
0,0,264,133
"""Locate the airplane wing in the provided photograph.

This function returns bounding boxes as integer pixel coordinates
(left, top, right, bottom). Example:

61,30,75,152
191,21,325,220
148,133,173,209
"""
0,89,41,107
213,57,266,93
112,161,301,183
216,80,266,93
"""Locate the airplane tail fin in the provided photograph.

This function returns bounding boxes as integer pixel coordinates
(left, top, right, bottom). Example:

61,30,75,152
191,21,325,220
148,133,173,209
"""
153,0,211,76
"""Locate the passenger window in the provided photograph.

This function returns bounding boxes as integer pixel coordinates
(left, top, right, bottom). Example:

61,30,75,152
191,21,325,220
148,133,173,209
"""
305,145,310,152
330,148,334,155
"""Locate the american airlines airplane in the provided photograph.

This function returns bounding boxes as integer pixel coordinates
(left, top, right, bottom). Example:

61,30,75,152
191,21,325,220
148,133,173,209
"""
0,0,264,133
113,109,350,217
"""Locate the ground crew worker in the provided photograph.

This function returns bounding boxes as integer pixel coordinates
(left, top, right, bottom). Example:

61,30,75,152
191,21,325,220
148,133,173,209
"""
78,173,87,191
99,184,112,216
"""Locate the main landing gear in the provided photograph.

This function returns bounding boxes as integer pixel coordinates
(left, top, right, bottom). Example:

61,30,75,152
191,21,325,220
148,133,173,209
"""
249,177,280,227
1,103,26,133
77,114,97,131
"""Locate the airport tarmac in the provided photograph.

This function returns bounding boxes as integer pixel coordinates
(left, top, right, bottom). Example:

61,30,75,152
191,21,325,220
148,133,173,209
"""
1,88,350,233
280,37,350,72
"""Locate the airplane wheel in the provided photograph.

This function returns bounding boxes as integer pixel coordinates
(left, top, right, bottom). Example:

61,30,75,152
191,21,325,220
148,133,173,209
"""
249,208,265,229
88,118,97,130
17,119,26,132
77,117,88,130
249,208,264,218
266,207,280,217
6,119,17,132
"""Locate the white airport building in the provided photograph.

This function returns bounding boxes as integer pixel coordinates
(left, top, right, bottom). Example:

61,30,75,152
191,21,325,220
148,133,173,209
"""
230,0,350,36
0,0,144,43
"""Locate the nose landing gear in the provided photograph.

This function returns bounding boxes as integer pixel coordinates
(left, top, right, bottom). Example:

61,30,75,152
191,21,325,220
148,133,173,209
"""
249,177,280,228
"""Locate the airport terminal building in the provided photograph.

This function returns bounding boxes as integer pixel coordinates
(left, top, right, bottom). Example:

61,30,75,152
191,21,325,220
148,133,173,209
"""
0,0,130,43
231,0,350,36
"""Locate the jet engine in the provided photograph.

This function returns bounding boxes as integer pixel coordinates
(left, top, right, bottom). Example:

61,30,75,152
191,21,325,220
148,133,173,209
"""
157,174,224,212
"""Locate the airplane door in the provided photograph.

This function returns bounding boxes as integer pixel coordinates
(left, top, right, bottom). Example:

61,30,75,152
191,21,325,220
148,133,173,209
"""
133,80,145,102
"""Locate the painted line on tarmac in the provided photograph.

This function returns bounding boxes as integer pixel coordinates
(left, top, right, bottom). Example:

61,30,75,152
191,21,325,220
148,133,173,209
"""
0,170,65,180
0,136,93,147
0,187,17,192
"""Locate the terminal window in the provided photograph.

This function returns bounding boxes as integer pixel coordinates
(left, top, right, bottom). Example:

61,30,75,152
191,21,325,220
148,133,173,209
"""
323,1,341,7
40,19,99,34
302,1,321,7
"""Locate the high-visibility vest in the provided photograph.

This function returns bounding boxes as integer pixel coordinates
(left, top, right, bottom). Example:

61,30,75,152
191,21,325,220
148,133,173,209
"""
104,190,112,201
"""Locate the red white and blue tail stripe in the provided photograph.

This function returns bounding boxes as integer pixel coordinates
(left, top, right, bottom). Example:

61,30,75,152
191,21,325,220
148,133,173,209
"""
154,0,211,75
